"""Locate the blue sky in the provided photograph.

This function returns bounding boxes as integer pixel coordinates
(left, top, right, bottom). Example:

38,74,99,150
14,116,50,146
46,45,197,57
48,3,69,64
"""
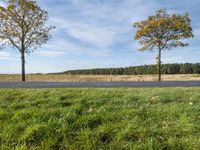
0,0,200,73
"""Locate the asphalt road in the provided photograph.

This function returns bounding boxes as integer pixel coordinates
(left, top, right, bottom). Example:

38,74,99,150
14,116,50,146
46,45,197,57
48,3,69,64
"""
0,81,200,88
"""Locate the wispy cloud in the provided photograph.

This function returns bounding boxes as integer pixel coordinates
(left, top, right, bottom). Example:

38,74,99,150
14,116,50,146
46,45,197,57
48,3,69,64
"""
0,51,18,61
50,18,117,48
38,37,111,58
0,1,6,7
35,50,66,57
193,27,200,37
0,0,200,73
44,0,160,57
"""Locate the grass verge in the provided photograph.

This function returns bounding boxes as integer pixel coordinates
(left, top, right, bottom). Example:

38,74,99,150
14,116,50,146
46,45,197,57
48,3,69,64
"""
0,88,200,149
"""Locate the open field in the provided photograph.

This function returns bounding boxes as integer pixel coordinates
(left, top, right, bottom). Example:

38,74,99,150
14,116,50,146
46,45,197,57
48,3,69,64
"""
0,74,200,82
0,88,200,149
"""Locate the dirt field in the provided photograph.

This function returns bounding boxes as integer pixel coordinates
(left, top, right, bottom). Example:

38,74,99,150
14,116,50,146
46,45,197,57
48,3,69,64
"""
0,74,200,82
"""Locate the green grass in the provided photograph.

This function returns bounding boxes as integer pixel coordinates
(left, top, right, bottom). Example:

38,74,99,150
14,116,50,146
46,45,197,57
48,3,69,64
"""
0,88,200,150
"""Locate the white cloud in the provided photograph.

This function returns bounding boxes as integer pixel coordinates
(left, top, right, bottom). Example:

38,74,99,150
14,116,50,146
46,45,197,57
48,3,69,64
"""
39,38,111,57
1,0,200,74
50,17,116,48
193,28,200,37
46,0,160,55
0,51,10,57
35,50,66,57
0,1,6,7
0,51,18,61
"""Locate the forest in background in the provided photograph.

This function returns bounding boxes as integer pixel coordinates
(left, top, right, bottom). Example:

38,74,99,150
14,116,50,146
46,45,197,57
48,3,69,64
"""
63,63,200,75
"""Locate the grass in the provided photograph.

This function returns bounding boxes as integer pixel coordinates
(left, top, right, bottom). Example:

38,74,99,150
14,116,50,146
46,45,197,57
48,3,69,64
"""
0,88,200,149
0,74,200,82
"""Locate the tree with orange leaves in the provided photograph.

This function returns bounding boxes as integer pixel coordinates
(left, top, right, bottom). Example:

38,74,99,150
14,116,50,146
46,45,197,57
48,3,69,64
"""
134,9,193,81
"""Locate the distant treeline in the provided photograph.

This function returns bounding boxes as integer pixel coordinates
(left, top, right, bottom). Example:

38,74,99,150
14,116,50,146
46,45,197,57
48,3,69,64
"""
63,63,200,75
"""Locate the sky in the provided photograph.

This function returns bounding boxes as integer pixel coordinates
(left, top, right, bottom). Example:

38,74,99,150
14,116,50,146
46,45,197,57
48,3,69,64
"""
0,0,200,74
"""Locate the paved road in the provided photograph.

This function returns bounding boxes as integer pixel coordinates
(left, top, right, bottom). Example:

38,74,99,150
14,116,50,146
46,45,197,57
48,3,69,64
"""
0,81,200,88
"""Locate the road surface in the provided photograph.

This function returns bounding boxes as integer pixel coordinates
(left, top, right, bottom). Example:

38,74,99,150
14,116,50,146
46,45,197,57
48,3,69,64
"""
0,81,200,88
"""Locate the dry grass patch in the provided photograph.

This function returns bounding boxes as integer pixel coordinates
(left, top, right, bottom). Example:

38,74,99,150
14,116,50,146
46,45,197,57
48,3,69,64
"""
0,74,200,82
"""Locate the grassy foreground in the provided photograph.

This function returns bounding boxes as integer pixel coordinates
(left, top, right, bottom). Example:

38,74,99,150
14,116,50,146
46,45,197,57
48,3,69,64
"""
0,74,200,82
0,88,200,150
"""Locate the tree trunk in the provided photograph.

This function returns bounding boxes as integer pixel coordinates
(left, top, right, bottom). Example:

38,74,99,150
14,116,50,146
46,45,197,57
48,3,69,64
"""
157,47,161,82
21,52,26,82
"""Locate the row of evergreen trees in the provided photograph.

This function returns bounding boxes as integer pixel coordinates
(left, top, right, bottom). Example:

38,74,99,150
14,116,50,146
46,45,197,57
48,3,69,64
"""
63,63,200,75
